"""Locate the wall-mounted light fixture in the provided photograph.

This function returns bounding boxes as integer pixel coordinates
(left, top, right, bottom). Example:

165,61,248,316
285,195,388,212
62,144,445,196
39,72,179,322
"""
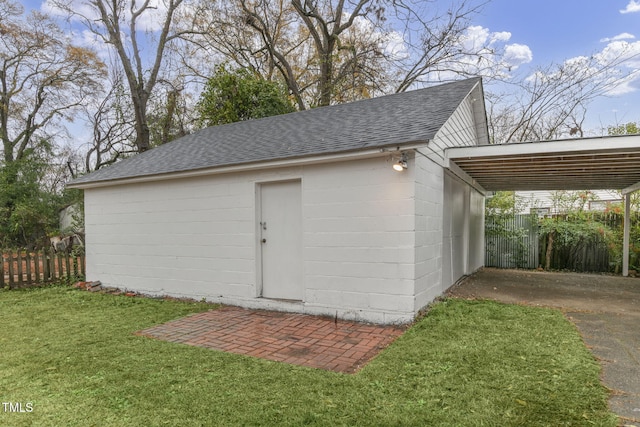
392,152,408,171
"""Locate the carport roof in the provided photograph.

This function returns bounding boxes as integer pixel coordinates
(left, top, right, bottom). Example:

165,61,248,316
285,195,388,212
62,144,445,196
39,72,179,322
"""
445,134,640,192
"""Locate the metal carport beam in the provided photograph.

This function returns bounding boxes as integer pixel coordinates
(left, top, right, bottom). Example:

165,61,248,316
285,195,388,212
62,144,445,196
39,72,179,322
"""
622,183,640,277
444,135,640,192
624,194,631,277
622,181,640,195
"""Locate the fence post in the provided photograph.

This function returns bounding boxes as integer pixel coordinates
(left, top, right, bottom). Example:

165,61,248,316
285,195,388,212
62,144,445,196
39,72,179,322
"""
34,251,41,284
44,249,51,281
0,252,5,288
64,254,70,280
53,252,64,279
623,194,631,276
16,251,23,287
25,251,32,283
7,252,14,289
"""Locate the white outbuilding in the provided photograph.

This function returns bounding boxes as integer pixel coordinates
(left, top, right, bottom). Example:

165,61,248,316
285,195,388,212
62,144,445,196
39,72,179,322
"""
68,78,488,324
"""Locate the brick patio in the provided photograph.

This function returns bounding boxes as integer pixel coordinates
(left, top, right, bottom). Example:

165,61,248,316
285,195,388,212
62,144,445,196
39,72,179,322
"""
136,306,406,374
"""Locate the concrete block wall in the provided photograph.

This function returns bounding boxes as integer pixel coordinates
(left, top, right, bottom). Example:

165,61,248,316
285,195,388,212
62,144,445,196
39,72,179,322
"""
85,155,417,324
84,172,261,299
413,151,445,313
302,156,417,323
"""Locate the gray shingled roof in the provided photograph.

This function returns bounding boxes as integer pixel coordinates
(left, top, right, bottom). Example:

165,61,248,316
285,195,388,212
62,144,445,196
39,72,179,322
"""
69,78,481,187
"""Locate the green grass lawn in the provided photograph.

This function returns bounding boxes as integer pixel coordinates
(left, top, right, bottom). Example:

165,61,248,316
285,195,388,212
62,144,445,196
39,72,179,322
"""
0,286,616,426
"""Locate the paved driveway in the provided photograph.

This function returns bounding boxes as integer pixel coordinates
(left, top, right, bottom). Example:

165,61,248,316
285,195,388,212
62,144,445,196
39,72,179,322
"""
448,268,640,425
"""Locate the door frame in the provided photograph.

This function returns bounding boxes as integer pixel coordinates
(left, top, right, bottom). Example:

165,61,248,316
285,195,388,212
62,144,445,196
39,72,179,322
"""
254,178,303,299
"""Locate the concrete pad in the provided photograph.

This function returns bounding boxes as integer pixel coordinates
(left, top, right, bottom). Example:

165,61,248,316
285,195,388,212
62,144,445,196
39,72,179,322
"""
448,268,640,425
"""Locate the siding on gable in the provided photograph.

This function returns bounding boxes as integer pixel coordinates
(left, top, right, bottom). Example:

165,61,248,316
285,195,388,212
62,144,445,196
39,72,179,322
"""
431,96,479,154
413,92,481,171
516,190,622,214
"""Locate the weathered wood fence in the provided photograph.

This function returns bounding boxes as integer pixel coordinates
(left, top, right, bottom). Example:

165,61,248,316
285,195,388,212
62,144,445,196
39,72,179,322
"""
486,212,640,273
1,249,85,289
485,214,539,269
538,233,612,272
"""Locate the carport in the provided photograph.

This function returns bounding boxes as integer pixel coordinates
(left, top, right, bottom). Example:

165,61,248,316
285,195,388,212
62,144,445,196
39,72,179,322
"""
444,134,640,276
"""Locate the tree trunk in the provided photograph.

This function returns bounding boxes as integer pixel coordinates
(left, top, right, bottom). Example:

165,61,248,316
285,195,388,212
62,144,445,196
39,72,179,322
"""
132,92,151,153
135,121,151,153
545,231,555,270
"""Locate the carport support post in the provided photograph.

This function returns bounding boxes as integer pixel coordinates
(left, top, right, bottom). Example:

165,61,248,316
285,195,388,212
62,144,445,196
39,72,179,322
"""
623,193,630,277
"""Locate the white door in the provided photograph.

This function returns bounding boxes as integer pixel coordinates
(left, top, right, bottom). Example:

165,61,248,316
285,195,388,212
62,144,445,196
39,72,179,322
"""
260,180,303,300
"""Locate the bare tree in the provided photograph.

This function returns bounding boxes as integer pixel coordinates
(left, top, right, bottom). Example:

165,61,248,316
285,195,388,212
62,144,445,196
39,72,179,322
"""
487,50,640,143
0,0,105,246
392,0,488,92
186,0,493,108
82,71,137,172
0,0,105,164
51,0,194,153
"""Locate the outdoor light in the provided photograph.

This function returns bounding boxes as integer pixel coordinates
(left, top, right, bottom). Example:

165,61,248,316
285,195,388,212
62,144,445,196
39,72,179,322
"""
393,153,408,171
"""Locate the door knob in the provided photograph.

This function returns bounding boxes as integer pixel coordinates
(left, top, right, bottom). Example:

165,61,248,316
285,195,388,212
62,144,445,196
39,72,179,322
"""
262,238,266,243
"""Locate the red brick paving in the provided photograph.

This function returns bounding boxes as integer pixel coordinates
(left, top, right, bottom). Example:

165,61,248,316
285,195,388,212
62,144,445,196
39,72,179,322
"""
136,306,406,373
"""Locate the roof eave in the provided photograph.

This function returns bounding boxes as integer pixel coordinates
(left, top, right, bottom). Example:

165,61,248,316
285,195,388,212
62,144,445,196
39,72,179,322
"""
68,141,429,190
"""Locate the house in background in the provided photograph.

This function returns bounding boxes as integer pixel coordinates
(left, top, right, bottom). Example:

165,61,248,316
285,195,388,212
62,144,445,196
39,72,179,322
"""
68,78,488,324
59,203,82,233
516,190,623,217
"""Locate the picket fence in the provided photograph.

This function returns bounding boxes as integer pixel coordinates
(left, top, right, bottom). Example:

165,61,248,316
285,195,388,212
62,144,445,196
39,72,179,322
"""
1,249,85,288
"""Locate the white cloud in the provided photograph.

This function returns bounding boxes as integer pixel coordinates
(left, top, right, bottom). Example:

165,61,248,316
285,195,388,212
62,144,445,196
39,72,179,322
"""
42,0,97,21
596,39,640,68
504,44,533,67
600,33,636,43
489,31,512,44
620,1,640,13
382,31,409,60
532,39,640,97
459,25,491,51
134,0,171,33
458,26,533,74
605,70,640,95
42,0,170,33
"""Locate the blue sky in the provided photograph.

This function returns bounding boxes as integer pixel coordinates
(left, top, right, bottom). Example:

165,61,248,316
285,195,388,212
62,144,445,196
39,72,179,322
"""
475,0,640,130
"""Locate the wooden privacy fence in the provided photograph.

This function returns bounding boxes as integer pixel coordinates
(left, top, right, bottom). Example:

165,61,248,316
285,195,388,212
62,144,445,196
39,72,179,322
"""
538,235,611,272
486,212,640,273
485,215,539,269
1,249,85,289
